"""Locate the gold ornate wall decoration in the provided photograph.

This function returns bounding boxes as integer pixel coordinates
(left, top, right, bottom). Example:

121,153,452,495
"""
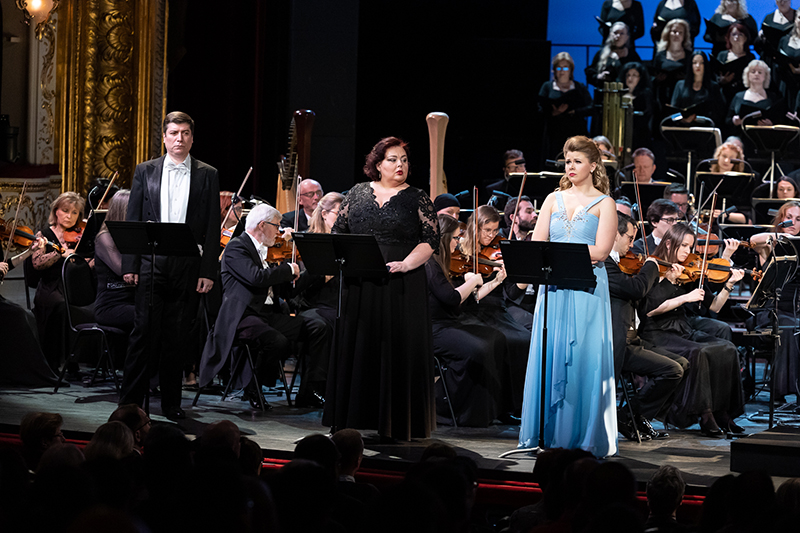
57,0,167,195
37,20,57,163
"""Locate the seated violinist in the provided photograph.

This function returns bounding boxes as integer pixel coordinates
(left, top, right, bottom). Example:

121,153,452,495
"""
281,179,323,232
459,205,531,422
606,212,687,441
638,222,746,436
198,203,302,409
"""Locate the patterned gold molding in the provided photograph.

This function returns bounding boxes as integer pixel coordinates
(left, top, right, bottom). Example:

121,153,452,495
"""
56,0,167,195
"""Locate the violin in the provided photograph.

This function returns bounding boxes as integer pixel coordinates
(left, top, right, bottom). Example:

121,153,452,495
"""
617,252,762,284
449,247,502,276
63,219,87,249
266,231,302,264
0,221,64,254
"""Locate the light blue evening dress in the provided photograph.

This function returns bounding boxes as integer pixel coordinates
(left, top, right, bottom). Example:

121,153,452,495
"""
518,191,618,457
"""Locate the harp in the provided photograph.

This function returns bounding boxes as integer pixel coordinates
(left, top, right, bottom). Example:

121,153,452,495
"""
275,110,315,214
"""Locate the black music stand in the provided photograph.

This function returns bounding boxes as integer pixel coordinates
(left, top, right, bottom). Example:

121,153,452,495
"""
743,124,800,195
105,221,200,414
660,122,721,190
75,209,107,258
292,233,388,317
694,170,755,199
752,198,793,225
617,182,670,216
717,224,774,241
745,252,799,428
497,240,596,456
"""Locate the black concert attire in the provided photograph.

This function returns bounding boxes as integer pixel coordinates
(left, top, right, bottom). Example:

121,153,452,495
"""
703,13,758,58
586,49,642,136
652,51,689,111
0,250,58,387
31,227,72,370
94,231,135,332
537,80,593,160
756,10,794,76
628,83,656,148
323,182,439,440
714,50,756,105
498,229,536,329
120,154,220,414
599,0,644,47
638,278,744,428
650,0,701,44
280,209,309,232
425,259,506,427
671,77,727,126
199,232,301,393
725,90,788,129
605,256,687,421
631,234,658,256
777,35,800,110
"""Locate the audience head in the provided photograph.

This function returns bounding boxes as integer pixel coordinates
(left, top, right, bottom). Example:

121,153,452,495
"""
433,193,461,218
664,183,690,215
560,136,610,195
776,477,800,517
658,18,692,52
653,222,695,262
552,52,575,83
308,191,343,233
647,465,686,518
298,178,323,213
108,404,151,452
238,437,263,477
48,192,85,229
364,136,409,181
632,147,657,183
201,420,242,457
20,412,65,468
36,443,85,474
293,433,340,479
83,421,134,461
270,459,337,533
615,196,633,216
504,149,526,178
420,442,458,463
331,428,365,476
245,203,282,246
772,200,800,235
777,176,798,199
743,59,770,89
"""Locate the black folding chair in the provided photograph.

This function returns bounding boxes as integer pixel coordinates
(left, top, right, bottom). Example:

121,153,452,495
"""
54,255,123,394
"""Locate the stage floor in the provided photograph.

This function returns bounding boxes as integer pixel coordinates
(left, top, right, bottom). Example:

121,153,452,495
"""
1,367,797,492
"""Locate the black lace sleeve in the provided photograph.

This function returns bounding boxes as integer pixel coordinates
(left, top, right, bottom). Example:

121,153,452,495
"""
417,189,439,253
332,186,353,235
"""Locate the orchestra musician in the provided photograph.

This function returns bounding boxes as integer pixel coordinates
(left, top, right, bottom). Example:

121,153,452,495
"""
663,183,692,219
460,204,531,422
323,136,439,441
748,201,800,405
606,212,687,441
281,179,323,232
120,111,220,420
518,136,618,457
198,203,301,410
425,213,506,427
631,199,683,255
94,190,135,333
31,192,87,372
499,196,537,241
485,150,525,208
638,223,746,436
433,193,461,219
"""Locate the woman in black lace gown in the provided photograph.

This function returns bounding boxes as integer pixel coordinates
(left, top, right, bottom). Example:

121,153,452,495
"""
323,137,439,441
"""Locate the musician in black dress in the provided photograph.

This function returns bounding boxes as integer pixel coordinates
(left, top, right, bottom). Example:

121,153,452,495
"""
653,19,693,109
620,62,655,148
425,214,506,427
671,51,727,126
727,59,788,129
599,0,644,50
323,137,439,441
704,0,758,58
715,23,756,104
638,223,746,436
538,52,592,159
651,0,701,45
94,190,135,332
748,201,800,404
586,22,641,135
778,14,800,110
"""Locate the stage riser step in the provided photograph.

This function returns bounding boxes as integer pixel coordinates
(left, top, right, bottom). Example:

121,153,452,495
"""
730,426,800,477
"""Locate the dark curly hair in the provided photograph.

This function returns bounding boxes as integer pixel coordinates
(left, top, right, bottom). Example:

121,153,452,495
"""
363,137,409,181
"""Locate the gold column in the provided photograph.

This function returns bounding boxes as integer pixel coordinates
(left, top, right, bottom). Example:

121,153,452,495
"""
57,0,167,194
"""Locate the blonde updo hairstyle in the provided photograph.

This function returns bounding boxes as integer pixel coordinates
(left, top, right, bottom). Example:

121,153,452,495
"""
558,136,610,195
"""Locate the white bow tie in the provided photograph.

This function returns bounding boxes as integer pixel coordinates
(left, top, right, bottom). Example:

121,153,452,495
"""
165,159,188,173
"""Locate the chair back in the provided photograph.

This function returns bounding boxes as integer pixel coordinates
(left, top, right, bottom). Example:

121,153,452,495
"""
61,255,97,329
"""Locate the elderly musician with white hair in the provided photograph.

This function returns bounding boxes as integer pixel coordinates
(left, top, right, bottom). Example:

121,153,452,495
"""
199,203,301,408
281,179,323,232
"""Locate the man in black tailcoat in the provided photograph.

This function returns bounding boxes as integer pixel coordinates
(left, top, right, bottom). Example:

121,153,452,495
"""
199,203,301,408
120,111,219,419
281,179,323,232
605,212,687,440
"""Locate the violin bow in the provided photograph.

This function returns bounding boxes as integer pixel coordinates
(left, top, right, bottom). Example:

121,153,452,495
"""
2,182,28,285
698,192,717,288
473,186,480,303
96,171,119,212
289,176,304,287
510,171,528,240
220,167,253,232
631,171,650,256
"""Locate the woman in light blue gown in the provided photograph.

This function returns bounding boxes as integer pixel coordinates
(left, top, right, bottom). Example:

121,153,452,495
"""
518,136,619,457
